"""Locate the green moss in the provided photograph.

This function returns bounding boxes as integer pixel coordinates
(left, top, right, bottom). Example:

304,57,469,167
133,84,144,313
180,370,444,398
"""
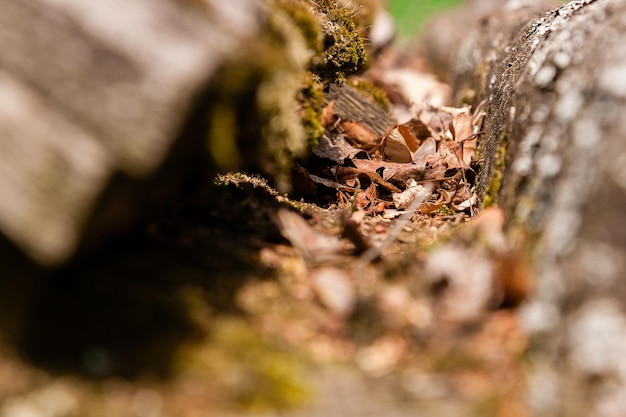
299,72,326,147
481,134,508,209
277,0,324,55
205,3,312,190
204,0,371,188
435,205,456,216
176,317,311,411
312,0,368,83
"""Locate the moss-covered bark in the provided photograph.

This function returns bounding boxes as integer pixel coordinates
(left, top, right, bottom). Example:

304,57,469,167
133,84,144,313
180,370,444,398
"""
423,1,626,415
203,0,377,191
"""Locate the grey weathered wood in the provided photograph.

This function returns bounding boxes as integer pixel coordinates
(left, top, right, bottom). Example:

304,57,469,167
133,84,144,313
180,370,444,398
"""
0,0,264,265
325,83,396,137
425,0,626,415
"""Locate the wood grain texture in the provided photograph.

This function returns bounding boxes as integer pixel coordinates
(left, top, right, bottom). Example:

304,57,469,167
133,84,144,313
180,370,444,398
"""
0,0,264,264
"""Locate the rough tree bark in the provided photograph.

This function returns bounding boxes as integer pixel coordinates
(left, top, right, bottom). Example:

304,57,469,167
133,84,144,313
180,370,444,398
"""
425,0,626,416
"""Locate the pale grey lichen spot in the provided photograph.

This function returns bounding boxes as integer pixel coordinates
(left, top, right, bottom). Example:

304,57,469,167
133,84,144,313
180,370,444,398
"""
554,88,583,123
535,64,557,87
577,241,622,288
519,299,561,334
537,153,562,178
513,154,532,175
569,298,626,376
573,118,601,150
536,264,567,301
542,209,580,256
599,63,626,98
553,50,572,69
532,104,550,123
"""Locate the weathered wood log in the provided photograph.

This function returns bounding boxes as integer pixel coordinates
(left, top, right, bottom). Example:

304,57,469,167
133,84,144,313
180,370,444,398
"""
424,0,626,415
0,0,322,267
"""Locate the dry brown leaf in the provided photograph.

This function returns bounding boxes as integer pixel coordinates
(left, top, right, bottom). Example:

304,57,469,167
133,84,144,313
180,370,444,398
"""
351,159,426,187
397,124,420,152
438,140,466,170
381,127,412,163
450,113,474,143
450,112,476,166
339,120,379,151
276,209,346,264
462,138,477,165
322,100,337,128
412,137,436,163
404,117,434,141
419,108,454,136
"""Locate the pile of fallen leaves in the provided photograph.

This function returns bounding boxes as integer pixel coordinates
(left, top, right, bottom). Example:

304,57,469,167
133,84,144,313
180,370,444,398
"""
295,73,485,220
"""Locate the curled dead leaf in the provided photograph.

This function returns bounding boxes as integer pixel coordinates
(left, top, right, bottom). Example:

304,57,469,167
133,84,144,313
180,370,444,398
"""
382,127,413,163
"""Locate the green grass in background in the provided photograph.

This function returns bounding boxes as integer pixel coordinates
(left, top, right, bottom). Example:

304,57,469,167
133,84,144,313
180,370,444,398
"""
387,0,465,39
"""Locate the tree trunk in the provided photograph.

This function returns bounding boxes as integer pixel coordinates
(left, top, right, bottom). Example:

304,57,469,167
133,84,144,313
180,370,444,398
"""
425,0,626,415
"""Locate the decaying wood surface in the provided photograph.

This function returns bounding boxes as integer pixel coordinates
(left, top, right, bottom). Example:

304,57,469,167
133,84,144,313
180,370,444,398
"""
325,83,396,138
425,0,626,415
0,0,265,265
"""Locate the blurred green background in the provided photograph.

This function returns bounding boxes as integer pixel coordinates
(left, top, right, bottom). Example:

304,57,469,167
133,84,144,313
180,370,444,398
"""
387,0,465,39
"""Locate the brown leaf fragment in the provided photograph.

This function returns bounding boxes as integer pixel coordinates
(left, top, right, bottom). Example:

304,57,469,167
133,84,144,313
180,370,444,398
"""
418,199,445,214
397,124,420,152
450,112,476,165
419,108,453,136
308,173,356,191
322,100,337,128
351,159,426,186
450,113,474,143
404,117,434,142
381,127,412,163
339,120,380,151
276,209,346,265
462,138,477,166
438,140,466,169
355,182,378,210
452,184,473,205
412,137,436,163
451,195,478,212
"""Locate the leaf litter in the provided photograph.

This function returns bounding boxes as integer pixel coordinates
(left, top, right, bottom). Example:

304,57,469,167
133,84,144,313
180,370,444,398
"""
250,53,535,414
